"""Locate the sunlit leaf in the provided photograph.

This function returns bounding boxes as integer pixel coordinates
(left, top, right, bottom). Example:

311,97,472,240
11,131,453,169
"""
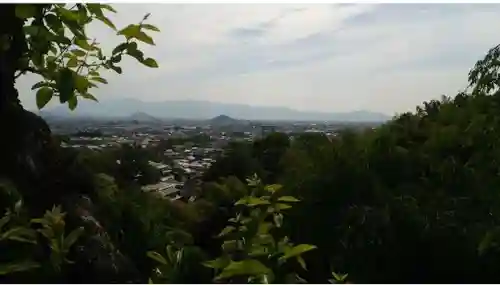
265,184,283,193
235,196,270,207
96,15,116,30
134,32,155,45
75,39,93,51
71,49,86,57
67,57,78,68
276,203,292,210
100,4,117,13
203,256,230,269
296,256,307,270
216,259,271,280
147,251,168,265
217,226,235,238
0,260,40,275
278,196,300,203
142,23,160,32
117,24,140,39
89,77,108,84
280,244,317,261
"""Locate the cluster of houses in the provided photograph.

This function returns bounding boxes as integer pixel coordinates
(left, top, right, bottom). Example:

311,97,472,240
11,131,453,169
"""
140,145,221,201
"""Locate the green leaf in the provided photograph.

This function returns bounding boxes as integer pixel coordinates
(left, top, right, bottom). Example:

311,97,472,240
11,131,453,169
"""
134,31,155,45
75,39,93,51
127,41,138,52
127,48,144,62
203,256,230,269
142,24,160,32
45,13,64,33
235,196,270,207
111,54,122,63
147,251,168,265
57,68,75,103
112,43,128,55
1,227,36,243
249,246,268,257
276,203,292,210
221,240,238,252
96,15,116,30
36,87,54,109
258,222,273,234
32,81,51,91
0,260,40,275
265,184,283,193
296,256,307,270
100,4,117,13
280,244,317,261
63,227,84,251
117,24,140,39
23,25,39,37
110,65,122,74
81,92,97,102
56,7,81,22
67,57,78,68
278,196,300,203
15,5,36,19
68,96,78,111
216,259,271,280
118,24,155,45
89,77,108,84
71,49,86,57
479,231,495,255
217,226,235,238
86,4,104,17
74,75,89,93
142,58,159,68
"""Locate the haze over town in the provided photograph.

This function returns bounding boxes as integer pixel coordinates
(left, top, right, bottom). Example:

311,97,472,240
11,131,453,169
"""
17,3,500,117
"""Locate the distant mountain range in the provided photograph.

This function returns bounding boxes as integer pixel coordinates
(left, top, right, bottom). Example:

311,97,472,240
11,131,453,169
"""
41,98,391,122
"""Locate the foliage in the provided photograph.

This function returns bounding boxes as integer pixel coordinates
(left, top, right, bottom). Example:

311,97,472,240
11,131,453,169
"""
202,175,316,283
0,199,83,282
4,4,160,110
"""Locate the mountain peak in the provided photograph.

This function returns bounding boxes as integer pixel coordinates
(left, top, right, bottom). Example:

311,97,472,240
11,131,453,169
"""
209,114,240,125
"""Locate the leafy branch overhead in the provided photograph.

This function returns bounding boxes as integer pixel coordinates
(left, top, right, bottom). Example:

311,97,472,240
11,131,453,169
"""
8,4,160,110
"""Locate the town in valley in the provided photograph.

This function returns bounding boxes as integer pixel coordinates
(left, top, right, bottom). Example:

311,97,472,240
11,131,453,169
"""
45,112,382,202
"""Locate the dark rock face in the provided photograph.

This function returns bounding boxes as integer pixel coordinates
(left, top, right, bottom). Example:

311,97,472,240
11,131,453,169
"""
0,108,142,283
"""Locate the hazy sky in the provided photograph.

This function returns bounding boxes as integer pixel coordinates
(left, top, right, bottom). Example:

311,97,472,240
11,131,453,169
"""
17,4,500,115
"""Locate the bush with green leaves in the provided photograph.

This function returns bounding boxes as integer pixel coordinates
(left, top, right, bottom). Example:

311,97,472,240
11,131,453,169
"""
0,202,83,283
202,175,317,284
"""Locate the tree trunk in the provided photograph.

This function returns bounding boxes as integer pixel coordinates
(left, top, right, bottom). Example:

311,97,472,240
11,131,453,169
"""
0,4,54,213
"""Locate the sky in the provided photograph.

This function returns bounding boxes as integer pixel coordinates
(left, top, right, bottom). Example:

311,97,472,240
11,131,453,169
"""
17,3,500,116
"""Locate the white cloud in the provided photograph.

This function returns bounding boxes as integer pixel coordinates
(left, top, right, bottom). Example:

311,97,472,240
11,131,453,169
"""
17,4,500,115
